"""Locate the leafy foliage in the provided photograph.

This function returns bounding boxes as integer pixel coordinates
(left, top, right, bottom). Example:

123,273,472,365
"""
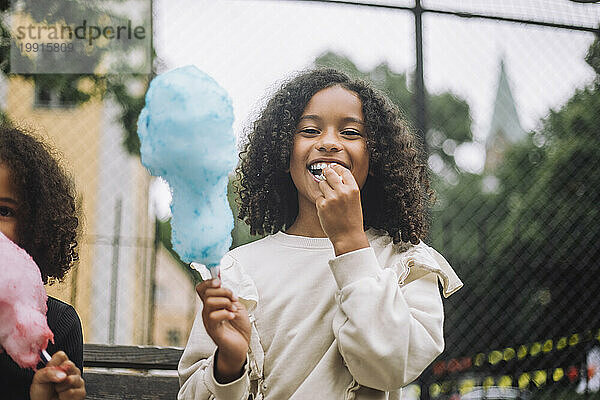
436,39,600,357
0,1,149,154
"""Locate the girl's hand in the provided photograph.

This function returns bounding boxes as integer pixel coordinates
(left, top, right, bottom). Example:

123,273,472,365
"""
317,164,369,256
197,279,251,383
30,351,86,400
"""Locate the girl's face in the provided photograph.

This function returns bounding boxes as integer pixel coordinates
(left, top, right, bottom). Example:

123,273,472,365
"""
0,164,19,244
289,85,369,205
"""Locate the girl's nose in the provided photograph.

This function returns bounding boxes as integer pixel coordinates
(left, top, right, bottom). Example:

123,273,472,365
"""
316,130,342,152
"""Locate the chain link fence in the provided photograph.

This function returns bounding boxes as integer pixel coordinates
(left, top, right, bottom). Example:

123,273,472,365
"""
1,1,599,398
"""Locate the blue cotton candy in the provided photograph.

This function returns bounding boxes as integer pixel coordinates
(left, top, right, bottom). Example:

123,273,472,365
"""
137,65,236,267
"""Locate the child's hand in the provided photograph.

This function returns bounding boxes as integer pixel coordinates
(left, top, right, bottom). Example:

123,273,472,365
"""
30,351,85,400
317,164,369,256
197,278,251,383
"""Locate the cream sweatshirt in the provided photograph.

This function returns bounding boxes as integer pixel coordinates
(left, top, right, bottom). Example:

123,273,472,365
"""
178,229,462,400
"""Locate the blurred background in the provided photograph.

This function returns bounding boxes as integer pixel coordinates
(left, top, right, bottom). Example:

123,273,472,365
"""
1,0,599,398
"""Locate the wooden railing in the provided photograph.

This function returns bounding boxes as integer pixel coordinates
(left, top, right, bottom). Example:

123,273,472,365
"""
83,344,183,400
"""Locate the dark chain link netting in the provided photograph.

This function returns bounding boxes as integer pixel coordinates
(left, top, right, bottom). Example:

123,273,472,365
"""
417,4,600,397
295,2,600,398
1,1,599,398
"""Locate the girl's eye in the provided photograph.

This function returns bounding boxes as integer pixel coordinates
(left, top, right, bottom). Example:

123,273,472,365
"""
0,206,15,218
300,128,320,135
342,130,362,137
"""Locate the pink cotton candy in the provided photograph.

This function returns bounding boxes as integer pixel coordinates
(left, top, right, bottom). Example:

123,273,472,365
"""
0,232,53,369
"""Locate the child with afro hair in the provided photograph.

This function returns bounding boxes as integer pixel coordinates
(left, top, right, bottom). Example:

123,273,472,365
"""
0,124,85,400
179,68,462,399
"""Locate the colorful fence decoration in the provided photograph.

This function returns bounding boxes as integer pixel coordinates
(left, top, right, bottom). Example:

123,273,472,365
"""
421,329,600,398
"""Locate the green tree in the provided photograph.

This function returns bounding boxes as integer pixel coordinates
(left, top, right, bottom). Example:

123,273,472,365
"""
0,1,150,154
434,37,600,357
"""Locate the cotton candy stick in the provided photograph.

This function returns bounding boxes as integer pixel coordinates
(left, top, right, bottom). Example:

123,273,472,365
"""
0,232,54,369
137,65,237,279
41,349,52,363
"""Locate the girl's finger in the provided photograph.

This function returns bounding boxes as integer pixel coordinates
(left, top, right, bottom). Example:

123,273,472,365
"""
31,366,67,384
55,374,85,393
204,287,238,302
207,309,236,326
231,300,246,313
322,166,343,189
318,178,335,198
58,360,79,376
204,297,237,313
315,195,327,211
195,278,221,300
330,164,356,187
47,351,68,367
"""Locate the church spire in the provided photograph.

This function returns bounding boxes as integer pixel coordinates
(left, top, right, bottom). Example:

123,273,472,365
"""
485,58,525,171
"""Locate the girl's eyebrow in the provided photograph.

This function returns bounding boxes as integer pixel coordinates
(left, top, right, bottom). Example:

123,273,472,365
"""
299,115,364,125
298,114,321,122
341,117,364,126
0,197,17,205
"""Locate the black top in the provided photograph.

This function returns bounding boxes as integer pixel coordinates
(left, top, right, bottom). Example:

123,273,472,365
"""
0,296,83,400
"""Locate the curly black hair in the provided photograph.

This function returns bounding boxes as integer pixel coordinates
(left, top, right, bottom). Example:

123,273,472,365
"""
0,124,79,283
236,68,433,244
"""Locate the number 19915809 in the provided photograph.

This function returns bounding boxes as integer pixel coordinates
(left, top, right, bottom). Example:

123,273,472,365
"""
17,42,74,53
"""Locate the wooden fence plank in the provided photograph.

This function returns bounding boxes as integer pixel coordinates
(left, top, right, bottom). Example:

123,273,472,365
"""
83,344,183,370
84,371,179,400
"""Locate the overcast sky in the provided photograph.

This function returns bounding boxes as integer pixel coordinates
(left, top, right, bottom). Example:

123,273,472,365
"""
154,0,597,138
150,0,598,214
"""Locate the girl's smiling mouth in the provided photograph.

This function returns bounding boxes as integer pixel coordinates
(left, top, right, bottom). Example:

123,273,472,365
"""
307,161,347,182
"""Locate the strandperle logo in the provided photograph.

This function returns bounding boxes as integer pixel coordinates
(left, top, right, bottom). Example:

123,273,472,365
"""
9,0,151,74
13,19,147,46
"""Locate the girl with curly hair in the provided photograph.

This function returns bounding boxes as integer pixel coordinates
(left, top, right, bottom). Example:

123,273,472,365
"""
179,68,462,399
0,124,85,400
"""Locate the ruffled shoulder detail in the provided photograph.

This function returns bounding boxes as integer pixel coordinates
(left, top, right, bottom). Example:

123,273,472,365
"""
366,229,463,298
395,242,463,298
192,254,259,313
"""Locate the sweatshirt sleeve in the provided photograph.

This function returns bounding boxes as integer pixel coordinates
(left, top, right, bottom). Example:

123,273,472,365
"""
329,245,458,391
177,303,251,400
